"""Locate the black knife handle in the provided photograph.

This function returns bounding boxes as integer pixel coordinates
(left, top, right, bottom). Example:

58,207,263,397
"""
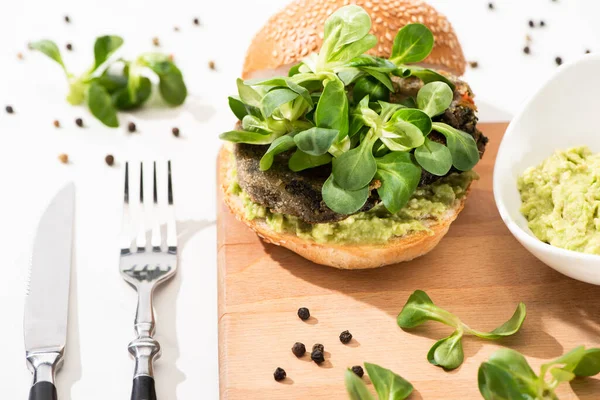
28,382,57,400
131,375,157,400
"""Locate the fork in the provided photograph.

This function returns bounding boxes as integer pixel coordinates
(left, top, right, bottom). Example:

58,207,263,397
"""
120,161,178,400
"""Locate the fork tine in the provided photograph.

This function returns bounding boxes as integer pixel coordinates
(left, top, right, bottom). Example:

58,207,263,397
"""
120,162,132,254
166,161,177,252
151,162,162,250
136,162,147,252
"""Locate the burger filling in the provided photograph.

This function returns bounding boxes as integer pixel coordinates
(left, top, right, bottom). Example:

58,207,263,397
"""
220,5,488,245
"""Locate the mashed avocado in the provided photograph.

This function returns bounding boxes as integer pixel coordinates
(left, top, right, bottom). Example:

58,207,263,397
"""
518,146,600,255
229,170,477,245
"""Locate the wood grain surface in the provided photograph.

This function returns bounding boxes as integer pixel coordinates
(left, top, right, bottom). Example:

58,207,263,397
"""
217,123,600,399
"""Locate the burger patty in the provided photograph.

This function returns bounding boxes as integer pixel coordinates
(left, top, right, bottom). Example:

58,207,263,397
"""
235,144,379,223
234,73,487,223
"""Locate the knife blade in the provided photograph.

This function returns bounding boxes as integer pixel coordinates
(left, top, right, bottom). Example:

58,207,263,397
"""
24,183,75,400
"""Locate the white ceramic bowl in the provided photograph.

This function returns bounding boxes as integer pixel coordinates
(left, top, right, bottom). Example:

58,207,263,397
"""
494,54,600,285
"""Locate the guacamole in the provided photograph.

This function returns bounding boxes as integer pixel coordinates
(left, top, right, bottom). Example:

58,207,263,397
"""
229,171,477,245
518,146,600,255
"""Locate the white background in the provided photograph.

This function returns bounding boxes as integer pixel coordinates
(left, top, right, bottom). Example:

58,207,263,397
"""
1,0,599,398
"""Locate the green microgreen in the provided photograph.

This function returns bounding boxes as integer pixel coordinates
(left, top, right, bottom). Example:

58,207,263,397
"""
479,347,600,400
398,290,527,370
345,362,413,400
31,36,187,127
220,5,483,215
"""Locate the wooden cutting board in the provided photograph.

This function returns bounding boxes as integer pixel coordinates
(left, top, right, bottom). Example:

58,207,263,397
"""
217,123,600,399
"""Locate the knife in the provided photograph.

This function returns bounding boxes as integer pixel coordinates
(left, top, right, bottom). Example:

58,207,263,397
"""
23,183,75,400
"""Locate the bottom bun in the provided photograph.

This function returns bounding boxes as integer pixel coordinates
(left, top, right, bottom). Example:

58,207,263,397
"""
219,146,470,269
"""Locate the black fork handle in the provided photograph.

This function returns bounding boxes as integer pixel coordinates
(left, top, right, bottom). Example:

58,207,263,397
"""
131,375,157,400
28,382,57,400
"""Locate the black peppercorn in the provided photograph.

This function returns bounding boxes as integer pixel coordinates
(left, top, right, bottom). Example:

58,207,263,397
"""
128,122,136,133
540,20,546,27
75,118,83,127
488,2,494,10
523,46,531,55
292,342,306,357
5,105,14,114
297,307,310,320
468,61,479,68
339,330,353,344
174,26,180,32
528,20,535,28
105,154,115,166
311,349,325,364
66,43,73,51
555,56,563,66
312,343,324,353
64,15,70,23
273,367,286,381
172,127,180,137
193,17,200,25
586,49,591,54
351,365,364,378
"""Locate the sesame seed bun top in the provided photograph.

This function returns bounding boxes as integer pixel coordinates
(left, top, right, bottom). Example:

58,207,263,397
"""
242,0,466,79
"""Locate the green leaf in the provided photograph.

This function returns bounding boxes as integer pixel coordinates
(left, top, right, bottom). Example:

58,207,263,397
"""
347,55,397,72
362,68,395,91
260,135,296,171
406,66,456,90
381,109,430,151
289,150,332,172
364,362,413,400
288,62,303,77
294,128,339,156
478,361,530,400
486,348,538,384
329,34,377,64
337,68,364,86
261,88,299,117
245,77,313,109
112,76,151,110
353,75,390,103
322,175,369,214
324,5,371,49
229,96,249,120
397,290,461,329
138,54,187,105
432,122,480,171
427,330,464,370
573,348,600,377
550,367,575,383
417,81,453,117
375,152,421,213
157,63,187,105
468,303,527,339
414,139,453,176
87,82,119,127
93,35,124,70
390,24,434,65
219,130,280,144
345,369,375,400
30,40,66,71
237,78,262,108
95,71,128,93
331,136,377,190
66,79,86,105
378,101,405,122
316,78,349,139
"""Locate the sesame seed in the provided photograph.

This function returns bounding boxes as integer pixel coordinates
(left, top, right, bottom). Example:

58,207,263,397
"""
152,37,160,47
17,52,24,60
58,154,69,164
208,60,215,70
